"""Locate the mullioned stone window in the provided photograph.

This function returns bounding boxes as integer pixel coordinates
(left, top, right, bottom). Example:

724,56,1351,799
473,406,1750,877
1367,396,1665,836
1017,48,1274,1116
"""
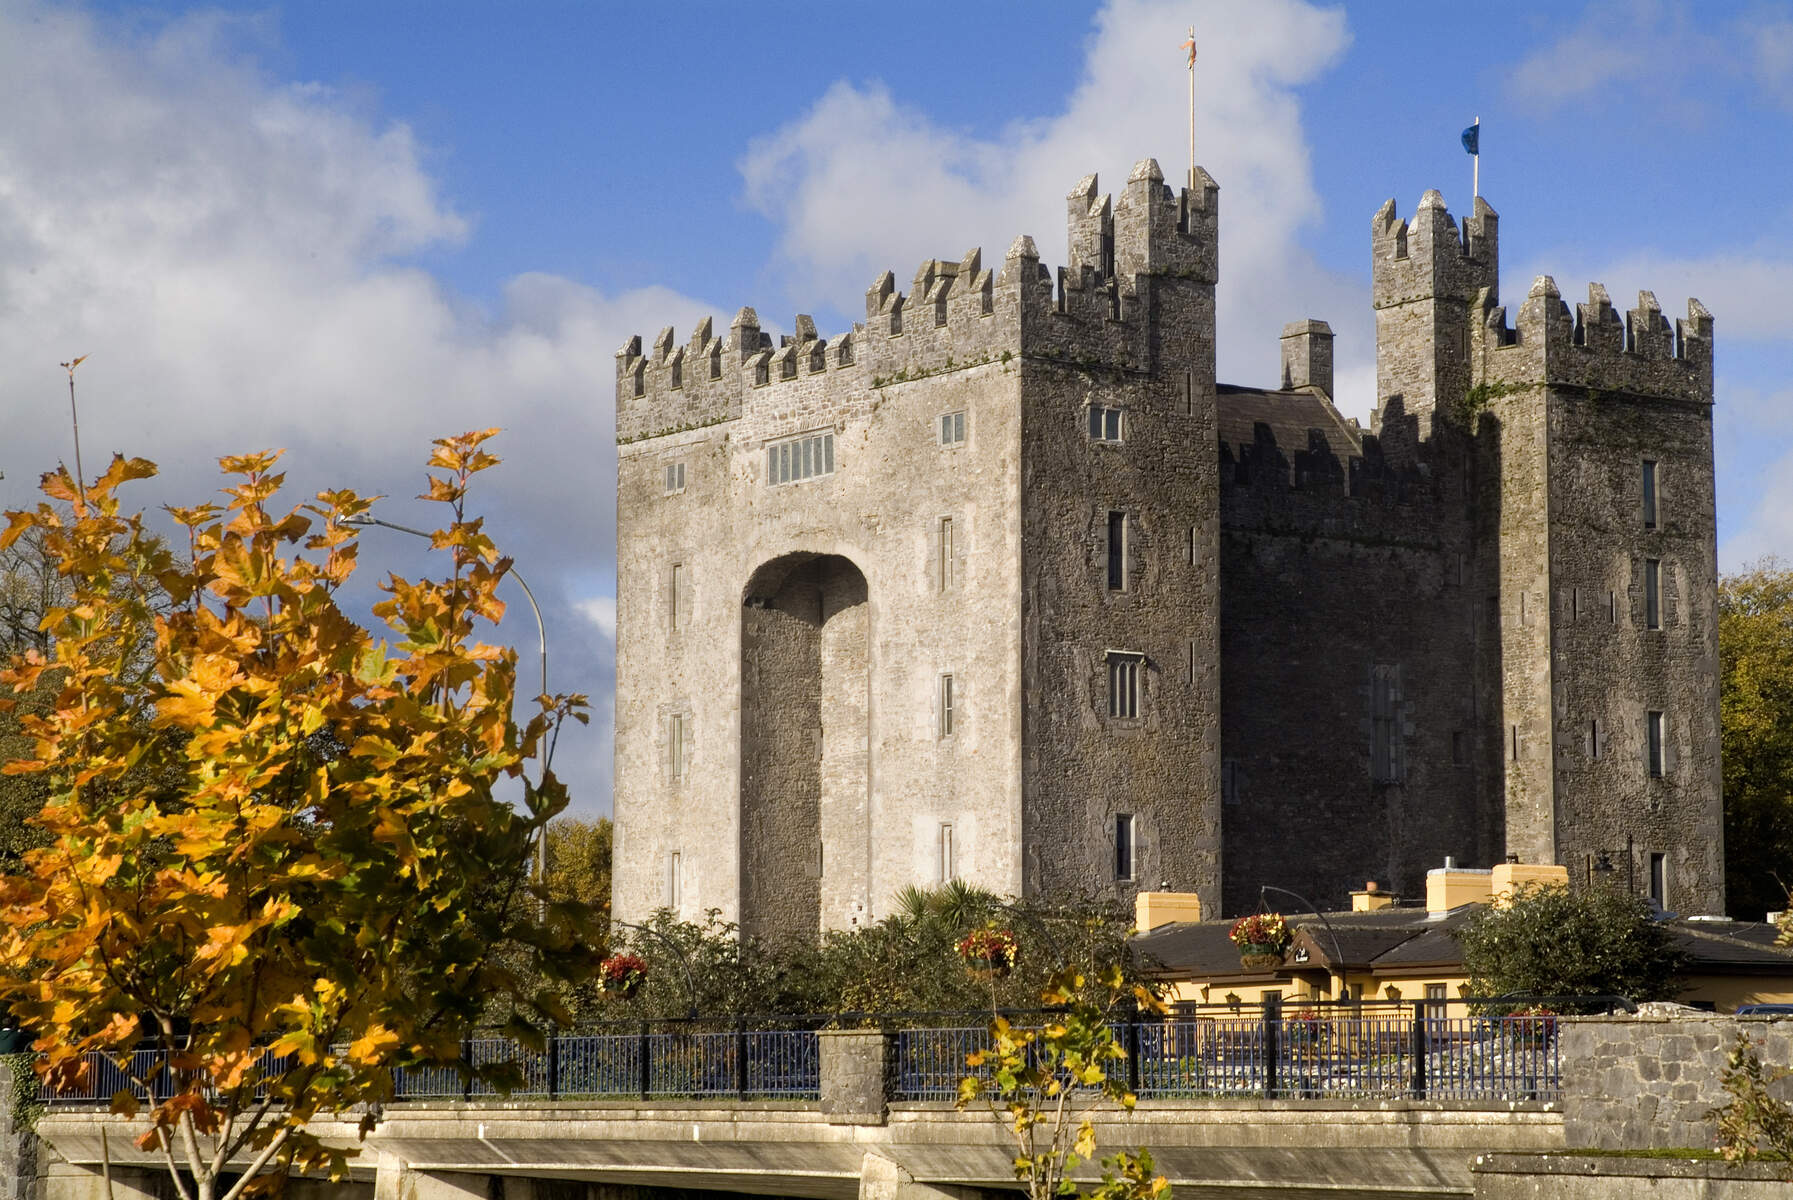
766,431,834,485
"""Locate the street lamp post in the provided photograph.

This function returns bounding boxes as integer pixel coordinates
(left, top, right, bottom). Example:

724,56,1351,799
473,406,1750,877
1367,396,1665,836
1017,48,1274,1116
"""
341,510,552,890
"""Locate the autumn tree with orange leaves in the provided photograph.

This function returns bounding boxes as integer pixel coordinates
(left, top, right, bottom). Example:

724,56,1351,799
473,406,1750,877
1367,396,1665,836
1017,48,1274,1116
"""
0,432,592,1200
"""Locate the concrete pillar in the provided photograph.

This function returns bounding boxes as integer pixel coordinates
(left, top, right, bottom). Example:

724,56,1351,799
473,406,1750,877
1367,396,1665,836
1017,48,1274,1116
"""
373,1159,489,1200
818,1030,893,1125
859,1152,988,1200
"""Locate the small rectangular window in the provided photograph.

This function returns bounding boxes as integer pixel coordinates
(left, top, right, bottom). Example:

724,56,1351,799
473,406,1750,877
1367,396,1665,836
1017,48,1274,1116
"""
1589,718,1602,760
1609,589,1618,624
1647,710,1665,777
666,850,683,911
938,823,954,883
939,517,954,592
1511,724,1520,761
670,563,686,631
766,432,835,485
664,461,685,494
1107,654,1141,719
1187,525,1197,566
1570,587,1580,621
941,411,966,446
1648,852,1667,909
1106,511,1127,591
939,674,954,738
1180,370,1194,416
1642,460,1658,529
1186,639,1197,685
1088,404,1124,444
1114,814,1135,881
668,713,686,781
1645,559,1661,629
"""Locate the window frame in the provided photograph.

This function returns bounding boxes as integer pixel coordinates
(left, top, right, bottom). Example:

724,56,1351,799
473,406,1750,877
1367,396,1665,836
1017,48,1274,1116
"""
1087,404,1125,444
1107,652,1142,720
1642,460,1658,530
765,430,836,486
1106,511,1128,591
938,822,955,883
940,410,968,447
1644,559,1661,629
939,516,955,592
1647,709,1666,778
939,673,955,739
664,461,686,495
1114,813,1135,882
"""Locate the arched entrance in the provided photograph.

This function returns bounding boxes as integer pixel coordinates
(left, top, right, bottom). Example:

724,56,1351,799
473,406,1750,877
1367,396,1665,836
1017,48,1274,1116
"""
739,554,870,940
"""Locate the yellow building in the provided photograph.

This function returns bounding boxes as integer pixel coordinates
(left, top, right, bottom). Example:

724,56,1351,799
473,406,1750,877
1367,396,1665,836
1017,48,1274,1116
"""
1132,867,1793,1015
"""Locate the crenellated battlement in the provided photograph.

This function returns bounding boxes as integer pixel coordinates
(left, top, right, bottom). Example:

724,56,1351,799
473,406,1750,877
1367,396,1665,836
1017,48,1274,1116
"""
1476,276,1713,404
1372,191,1499,309
616,159,1221,442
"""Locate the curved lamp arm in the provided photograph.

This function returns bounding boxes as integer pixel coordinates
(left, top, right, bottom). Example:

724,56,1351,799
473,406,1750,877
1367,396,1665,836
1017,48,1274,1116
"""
612,918,700,1021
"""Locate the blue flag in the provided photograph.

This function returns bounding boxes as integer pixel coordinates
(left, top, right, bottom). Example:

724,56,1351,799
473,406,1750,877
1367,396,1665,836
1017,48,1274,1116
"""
1461,123,1480,156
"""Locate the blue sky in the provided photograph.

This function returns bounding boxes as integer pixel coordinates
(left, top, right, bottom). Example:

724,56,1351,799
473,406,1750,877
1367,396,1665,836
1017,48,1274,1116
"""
2,0,1789,818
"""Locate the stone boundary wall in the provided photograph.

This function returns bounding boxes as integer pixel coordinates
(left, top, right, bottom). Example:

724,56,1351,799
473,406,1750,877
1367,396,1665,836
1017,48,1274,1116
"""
1561,1014,1793,1152
1473,1153,1791,1199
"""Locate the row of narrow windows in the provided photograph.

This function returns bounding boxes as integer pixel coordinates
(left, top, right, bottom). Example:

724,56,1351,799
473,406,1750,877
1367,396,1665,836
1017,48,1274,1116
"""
660,807,1142,912
1498,709,1671,775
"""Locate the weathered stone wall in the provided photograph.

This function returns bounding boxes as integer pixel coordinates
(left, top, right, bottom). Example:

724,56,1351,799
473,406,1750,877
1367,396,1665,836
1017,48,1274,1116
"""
1560,1014,1793,1152
1476,274,1721,912
1217,462,1490,912
612,243,1030,929
1019,162,1223,913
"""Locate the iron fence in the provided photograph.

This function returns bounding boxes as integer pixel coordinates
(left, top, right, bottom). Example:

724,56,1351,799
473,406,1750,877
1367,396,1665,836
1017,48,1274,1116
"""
38,1001,1567,1108
893,1001,1563,1102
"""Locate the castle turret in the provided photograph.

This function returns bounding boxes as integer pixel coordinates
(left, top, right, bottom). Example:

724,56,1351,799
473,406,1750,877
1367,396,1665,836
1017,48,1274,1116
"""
1371,191,1499,451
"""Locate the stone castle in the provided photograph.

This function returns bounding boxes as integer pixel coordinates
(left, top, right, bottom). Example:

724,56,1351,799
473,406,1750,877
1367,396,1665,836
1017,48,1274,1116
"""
611,157,1722,937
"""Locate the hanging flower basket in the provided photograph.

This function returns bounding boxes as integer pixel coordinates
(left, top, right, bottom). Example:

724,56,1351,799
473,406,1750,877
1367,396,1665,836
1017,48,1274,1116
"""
956,927,1019,977
1228,912,1291,963
598,952,648,1001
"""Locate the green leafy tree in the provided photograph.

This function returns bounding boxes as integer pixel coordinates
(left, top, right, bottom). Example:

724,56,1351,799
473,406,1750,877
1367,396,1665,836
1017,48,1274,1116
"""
0,435,593,1200
545,817,612,946
1456,883,1687,1007
1720,561,1793,919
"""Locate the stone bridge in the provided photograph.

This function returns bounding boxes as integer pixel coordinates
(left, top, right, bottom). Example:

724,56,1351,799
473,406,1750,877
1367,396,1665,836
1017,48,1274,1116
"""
22,1015,1782,1200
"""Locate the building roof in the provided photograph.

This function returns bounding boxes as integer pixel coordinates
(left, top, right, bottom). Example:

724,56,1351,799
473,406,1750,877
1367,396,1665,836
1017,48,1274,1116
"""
1133,907,1793,982
1215,384,1363,476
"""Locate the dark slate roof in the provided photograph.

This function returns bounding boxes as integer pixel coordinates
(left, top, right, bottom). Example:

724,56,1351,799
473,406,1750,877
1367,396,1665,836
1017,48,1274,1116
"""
1671,921,1793,970
1215,384,1362,469
1132,908,1793,977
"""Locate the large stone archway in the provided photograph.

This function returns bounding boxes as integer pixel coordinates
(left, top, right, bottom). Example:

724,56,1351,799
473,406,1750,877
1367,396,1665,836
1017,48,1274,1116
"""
739,553,870,940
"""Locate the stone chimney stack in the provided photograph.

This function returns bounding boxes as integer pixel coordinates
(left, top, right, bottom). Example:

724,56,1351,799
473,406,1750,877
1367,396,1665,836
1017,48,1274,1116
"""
1280,319,1335,396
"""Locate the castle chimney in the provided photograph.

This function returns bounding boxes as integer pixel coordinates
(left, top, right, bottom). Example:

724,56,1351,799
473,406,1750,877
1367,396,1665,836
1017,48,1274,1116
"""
1280,319,1334,396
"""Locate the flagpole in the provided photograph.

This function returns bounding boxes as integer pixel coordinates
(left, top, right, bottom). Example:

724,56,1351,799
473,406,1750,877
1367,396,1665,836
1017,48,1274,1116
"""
1186,26,1196,185
1472,115,1480,201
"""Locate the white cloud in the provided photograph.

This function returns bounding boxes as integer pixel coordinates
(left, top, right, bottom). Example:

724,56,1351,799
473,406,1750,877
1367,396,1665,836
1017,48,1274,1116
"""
1504,0,1793,114
737,0,1366,408
576,595,617,642
0,5,717,819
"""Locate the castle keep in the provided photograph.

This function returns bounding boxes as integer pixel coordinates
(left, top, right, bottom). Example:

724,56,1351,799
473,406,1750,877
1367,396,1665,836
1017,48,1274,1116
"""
611,158,1722,935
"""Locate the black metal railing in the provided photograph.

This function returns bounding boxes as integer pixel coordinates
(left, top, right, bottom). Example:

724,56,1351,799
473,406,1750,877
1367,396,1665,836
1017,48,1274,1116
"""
41,998,1598,1108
